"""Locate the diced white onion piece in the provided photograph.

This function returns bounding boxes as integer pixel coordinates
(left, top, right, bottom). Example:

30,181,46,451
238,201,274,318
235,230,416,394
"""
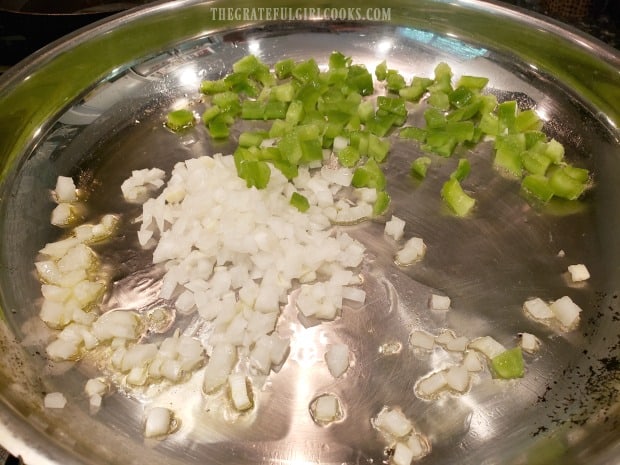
249,337,272,374
144,407,173,438
395,237,426,265
519,332,541,353
435,330,456,346
126,366,148,385
392,441,414,465
39,237,80,259
312,394,341,423
85,378,108,397
446,336,469,352
121,344,158,372
384,215,406,241
228,374,252,411
54,176,77,203
409,330,435,350
333,136,349,153
46,338,79,360
407,434,429,459
463,351,484,372
39,300,75,328
269,335,290,366
325,343,350,378
92,311,140,341
416,371,448,397
550,296,582,329
89,393,102,410
342,286,366,303
446,365,470,392
429,294,451,311
568,264,590,282
374,408,413,438
35,260,63,285
50,203,75,226
468,336,506,359
72,280,105,307
41,284,72,302
523,297,554,320
44,392,67,409
203,343,237,393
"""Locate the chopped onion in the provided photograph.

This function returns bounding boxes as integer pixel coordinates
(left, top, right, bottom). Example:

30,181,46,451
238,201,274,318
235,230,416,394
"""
85,378,108,397
374,407,413,438
54,176,77,203
392,441,415,465
325,343,350,378
203,343,237,394
228,374,253,411
567,264,590,282
44,392,67,409
550,295,582,329
415,371,448,398
408,330,435,350
311,393,341,423
429,294,451,311
468,336,506,359
446,365,470,392
523,297,554,320
519,332,541,353
395,237,426,265
384,215,406,241
144,407,173,438
463,351,484,372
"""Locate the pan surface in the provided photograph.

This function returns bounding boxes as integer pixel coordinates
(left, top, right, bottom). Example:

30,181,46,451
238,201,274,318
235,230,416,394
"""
0,1,619,464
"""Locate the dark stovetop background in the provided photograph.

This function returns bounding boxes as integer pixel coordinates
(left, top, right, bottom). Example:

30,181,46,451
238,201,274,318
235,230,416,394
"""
0,0,617,463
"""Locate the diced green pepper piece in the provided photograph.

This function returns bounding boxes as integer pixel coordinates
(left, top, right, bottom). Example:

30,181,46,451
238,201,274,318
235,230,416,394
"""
515,109,543,132
451,158,471,181
521,149,552,175
423,137,458,158
351,158,386,190
494,133,526,176
386,70,407,92
200,79,230,95
441,177,475,216
264,100,289,119
410,156,432,179
400,126,426,142
271,81,298,102
238,131,268,148
449,86,475,108
446,99,482,122
212,91,240,111
269,119,292,138
377,96,407,117
224,72,260,97
238,160,271,189
329,51,350,69
285,100,305,125
424,107,447,128
399,76,434,102
491,347,525,379
524,131,547,149
233,54,262,74
346,65,374,96
350,130,370,156
375,60,388,81
290,192,310,212
337,146,360,168
366,113,398,137
241,100,264,120
292,58,320,83
299,139,323,163
497,100,518,134
202,106,221,124
548,166,587,200
373,191,391,216
273,160,298,180
521,174,555,202
368,134,390,162
207,119,230,139
455,75,489,90
429,62,453,93
166,109,194,131
357,100,375,122
275,58,295,79
479,112,500,136
277,132,303,164
544,138,565,163
428,91,450,111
